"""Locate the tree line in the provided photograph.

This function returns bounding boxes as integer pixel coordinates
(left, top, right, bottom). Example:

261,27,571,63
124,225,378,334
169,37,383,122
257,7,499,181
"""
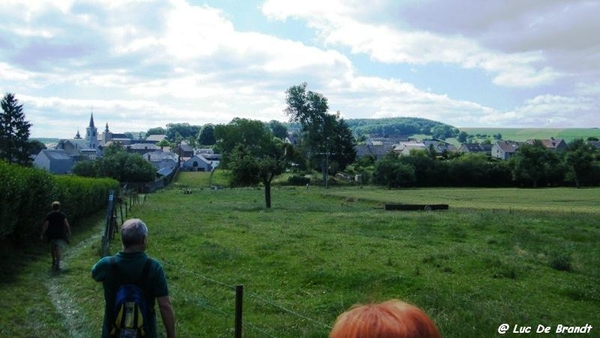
364,139,600,189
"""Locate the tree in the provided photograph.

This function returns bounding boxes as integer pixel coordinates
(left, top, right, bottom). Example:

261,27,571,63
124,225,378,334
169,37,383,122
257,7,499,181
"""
510,141,560,188
0,93,32,165
71,160,98,177
73,143,156,182
165,123,200,141
373,152,416,189
214,118,273,163
327,116,356,171
146,127,166,136
215,118,290,208
269,120,288,139
565,138,596,188
198,124,216,145
28,139,46,157
284,83,356,182
457,131,468,143
431,125,456,140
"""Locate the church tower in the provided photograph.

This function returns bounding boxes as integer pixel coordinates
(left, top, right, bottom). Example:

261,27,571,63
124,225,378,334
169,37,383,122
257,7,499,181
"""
86,112,98,149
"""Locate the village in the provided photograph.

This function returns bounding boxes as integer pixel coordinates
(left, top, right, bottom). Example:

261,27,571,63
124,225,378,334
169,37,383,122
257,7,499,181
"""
32,113,597,183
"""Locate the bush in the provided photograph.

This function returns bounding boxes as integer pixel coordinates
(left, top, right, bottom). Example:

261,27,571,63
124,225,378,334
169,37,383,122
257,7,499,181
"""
0,160,119,243
286,175,310,186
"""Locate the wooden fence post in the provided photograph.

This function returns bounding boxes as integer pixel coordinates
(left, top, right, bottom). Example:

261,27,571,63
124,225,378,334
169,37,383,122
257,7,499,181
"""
235,285,244,338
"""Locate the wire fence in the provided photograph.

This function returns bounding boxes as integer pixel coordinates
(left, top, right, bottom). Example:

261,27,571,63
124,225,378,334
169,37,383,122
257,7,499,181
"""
162,261,332,337
101,188,332,336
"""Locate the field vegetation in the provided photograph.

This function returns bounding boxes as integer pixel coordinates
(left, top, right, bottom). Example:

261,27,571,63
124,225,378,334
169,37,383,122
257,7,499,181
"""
458,128,600,142
1,172,598,337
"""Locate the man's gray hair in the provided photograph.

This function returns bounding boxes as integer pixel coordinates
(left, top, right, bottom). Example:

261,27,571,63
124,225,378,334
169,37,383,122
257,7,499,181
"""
121,218,148,247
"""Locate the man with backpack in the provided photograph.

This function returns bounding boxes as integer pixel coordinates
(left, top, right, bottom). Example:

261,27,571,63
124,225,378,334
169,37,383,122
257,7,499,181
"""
91,218,176,338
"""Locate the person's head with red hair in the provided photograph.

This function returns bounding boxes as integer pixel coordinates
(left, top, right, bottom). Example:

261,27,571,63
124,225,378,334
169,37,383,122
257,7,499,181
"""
329,299,441,338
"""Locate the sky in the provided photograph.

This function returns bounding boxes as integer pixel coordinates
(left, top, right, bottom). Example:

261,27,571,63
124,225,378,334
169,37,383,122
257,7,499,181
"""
1,0,599,138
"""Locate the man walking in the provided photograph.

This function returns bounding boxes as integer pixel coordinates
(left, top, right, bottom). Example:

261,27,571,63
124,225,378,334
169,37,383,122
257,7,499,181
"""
40,201,71,271
91,218,176,338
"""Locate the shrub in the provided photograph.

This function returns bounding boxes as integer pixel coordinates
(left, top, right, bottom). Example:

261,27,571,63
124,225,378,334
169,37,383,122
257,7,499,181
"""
286,175,310,186
0,160,119,244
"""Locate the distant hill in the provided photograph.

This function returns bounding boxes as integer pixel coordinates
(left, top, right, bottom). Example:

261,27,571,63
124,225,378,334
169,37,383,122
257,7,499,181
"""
345,117,454,137
32,137,60,147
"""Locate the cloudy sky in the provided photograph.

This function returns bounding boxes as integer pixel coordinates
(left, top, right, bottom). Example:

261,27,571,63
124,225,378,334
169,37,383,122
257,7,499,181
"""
1,0,598,138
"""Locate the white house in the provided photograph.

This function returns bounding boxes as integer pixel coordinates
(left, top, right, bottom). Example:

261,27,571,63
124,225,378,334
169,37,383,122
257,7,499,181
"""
181,154,217,172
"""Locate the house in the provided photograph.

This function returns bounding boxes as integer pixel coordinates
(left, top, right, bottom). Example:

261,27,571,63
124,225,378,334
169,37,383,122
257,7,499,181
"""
526,138,568,151
393,142,426,156
175,143,194,157
492,141,521,160
355,144,393,160
33,149,74,174
589,141,600,150
366,136,410,147
143,151,179,171
100,123,131,146
55,139,97,160
181,154,216,172
422,139,457,154
458,143,493,156
126,143,160,155
146,134,166,143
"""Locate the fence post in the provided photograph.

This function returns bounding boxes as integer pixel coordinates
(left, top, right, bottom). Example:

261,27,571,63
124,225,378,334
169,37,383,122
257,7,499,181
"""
102,190,115,257
235,285,244,338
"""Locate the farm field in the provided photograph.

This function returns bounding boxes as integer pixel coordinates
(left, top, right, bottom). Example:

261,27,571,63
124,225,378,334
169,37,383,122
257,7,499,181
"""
1,173,599,337
458,128,600,142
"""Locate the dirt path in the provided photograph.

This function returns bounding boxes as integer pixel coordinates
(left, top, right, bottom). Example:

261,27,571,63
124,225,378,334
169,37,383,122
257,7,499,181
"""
44,231,103,338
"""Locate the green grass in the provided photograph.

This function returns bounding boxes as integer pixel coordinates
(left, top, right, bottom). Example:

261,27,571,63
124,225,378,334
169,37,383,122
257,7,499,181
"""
458,128,600,142
1,181,599,337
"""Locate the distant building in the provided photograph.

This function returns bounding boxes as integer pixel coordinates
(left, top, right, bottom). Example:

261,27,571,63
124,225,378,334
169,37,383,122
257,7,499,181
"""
355,144,393,160
146,134,166,143
422,139,457,154
492,141,521,160
33,149,74,174
394,142,426,156
126,143,160,155
181,154,217,172
526,138,568,151
458,143,493,156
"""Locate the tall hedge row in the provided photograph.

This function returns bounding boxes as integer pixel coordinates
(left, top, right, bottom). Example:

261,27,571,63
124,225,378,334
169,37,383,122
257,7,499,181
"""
0,161,119,242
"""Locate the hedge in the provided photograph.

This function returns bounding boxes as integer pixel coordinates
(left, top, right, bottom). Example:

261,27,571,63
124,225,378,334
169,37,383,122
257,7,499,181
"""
0,161,119,243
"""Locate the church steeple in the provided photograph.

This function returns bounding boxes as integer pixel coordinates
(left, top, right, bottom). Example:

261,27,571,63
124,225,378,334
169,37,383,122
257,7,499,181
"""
86,111,98,149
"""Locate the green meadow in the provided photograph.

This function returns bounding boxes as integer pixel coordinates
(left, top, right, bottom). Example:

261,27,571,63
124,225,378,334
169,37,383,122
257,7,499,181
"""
458,128,600,142
1,172,599,337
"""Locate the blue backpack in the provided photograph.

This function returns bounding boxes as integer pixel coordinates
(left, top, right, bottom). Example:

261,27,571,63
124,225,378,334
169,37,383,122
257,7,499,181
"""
109,257,153,338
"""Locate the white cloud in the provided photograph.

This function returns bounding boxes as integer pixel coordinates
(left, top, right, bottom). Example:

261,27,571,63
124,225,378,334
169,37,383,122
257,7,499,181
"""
262,0,564,88
481,94,598,127
0,0,597,138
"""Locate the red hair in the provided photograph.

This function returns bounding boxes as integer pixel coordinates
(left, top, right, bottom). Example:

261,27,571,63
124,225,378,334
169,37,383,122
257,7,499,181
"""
329,299,441,338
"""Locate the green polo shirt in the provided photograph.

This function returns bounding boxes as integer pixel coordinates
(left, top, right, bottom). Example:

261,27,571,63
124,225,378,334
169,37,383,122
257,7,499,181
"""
91,252,169,338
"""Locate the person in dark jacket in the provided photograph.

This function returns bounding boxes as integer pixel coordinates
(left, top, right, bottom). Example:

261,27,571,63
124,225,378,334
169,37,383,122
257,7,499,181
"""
40,201,71,270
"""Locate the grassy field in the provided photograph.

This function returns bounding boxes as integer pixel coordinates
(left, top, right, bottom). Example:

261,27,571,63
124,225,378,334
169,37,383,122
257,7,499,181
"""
1,172,599,337
458,128,600,142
